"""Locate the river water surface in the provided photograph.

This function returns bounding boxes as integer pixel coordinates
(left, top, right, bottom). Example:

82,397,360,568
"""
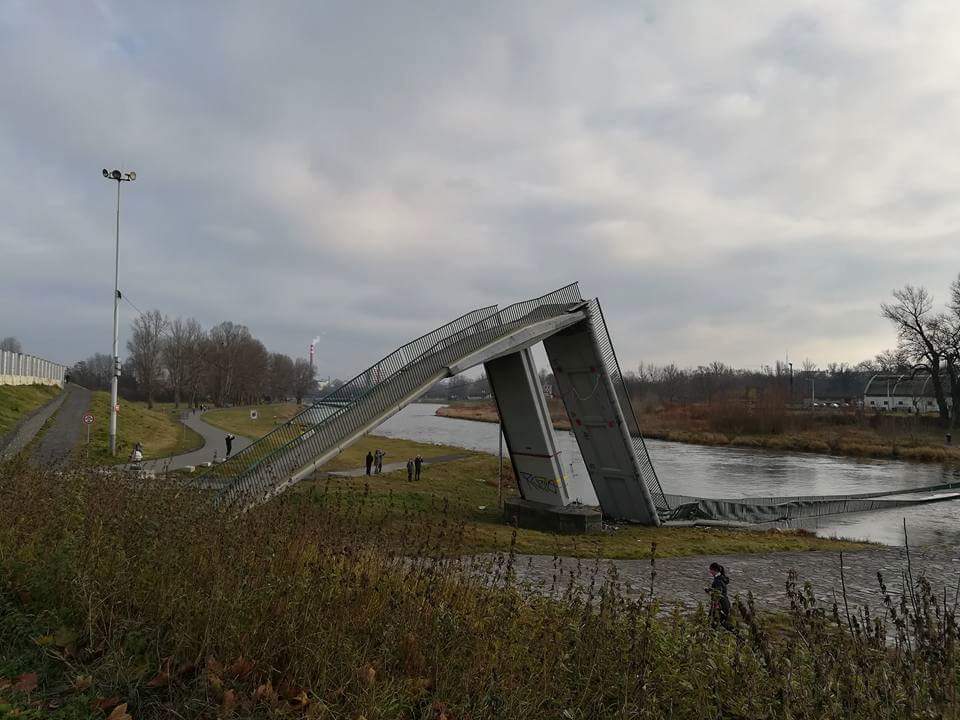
372,404,960,546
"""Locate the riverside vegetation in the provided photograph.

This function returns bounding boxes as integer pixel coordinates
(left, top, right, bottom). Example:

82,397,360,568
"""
1,458,955,719
439,399,960,464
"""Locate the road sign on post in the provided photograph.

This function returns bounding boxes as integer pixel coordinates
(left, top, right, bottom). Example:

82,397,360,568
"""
82,413,95,444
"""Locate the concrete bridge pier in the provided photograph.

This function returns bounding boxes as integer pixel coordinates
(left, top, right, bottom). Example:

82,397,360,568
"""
544,316,661,526
486,347,601,532
485,348,569,507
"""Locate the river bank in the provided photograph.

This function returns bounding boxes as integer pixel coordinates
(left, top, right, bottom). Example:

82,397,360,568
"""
437,401,960,464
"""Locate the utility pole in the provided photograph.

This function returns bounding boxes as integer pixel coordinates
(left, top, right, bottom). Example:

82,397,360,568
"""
102,168,136,456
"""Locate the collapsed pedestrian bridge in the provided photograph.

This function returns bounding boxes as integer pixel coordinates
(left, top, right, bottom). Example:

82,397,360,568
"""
200,283,670,524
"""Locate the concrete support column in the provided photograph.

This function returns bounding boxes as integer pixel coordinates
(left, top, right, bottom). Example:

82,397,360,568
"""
485,348,570,507
544,319,660,526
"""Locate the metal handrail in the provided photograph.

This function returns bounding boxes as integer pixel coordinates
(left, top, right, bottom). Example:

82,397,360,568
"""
199,303,499,485
213,283,582,509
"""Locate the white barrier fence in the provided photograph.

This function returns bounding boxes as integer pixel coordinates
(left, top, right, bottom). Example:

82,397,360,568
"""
0,350,66,387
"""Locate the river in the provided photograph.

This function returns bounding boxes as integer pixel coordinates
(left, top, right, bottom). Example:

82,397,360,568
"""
372,403,960,546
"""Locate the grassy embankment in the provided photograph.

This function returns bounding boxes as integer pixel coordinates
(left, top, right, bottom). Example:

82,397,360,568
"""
202,402,304,440
200,403,865,559
439,400,960,463
79,392,204,465
0,384,60,438
0,460,952,719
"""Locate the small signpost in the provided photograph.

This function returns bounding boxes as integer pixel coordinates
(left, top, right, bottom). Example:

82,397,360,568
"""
250,410,258,420
82,413,95,444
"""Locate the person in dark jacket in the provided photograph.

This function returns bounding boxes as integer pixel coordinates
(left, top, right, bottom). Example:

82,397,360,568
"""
225,434,235,457
406,458,414,482
365,451,374,476
706,562,733,630
414,455,423,481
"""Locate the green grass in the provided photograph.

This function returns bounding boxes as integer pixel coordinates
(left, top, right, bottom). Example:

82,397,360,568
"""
0,385,60,438
79,392,204,465
202,402,303,440
297,445,869,559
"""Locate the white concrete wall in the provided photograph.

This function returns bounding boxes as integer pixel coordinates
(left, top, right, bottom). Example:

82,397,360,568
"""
0,350,66,387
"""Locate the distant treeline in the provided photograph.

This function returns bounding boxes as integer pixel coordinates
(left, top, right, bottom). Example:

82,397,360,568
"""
70,313,328,409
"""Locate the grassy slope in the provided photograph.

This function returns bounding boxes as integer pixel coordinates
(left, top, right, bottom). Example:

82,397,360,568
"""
80,392,204,465
0,385,60,438
298,440,869,559
440,401,960,463
202,402,303,440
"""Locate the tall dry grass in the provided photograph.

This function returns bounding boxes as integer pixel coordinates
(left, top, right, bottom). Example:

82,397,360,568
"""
1,458,959,718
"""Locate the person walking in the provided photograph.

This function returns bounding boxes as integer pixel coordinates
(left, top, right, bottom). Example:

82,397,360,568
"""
414,455,423,481
374,449,384,474
406,458,414,482
365,451,374,476
130,442,143,465
706,562,733,630
225,434,235,457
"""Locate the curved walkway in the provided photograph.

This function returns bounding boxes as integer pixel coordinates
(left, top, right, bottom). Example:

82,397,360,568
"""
124,412,253,473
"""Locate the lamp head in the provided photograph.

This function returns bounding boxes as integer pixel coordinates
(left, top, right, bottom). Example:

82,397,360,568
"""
110,169,122,180
102,169,109,177
126,171,136,181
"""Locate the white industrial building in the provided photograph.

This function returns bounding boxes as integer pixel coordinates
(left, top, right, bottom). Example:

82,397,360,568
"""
863,372,953,413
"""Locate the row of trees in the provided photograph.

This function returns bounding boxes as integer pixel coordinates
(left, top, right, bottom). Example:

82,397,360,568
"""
70,312,317,408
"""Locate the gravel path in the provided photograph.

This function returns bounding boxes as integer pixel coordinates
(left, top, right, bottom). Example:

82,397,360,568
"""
29,383,91,467
512,542,960,612
0,386,67,460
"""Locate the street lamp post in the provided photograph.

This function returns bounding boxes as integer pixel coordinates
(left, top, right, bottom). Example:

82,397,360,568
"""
102,168,136,456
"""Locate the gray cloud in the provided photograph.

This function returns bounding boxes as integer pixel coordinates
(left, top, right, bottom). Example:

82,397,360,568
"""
2,1,959,376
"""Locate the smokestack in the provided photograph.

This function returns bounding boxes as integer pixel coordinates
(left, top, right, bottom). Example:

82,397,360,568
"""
309,336,320,370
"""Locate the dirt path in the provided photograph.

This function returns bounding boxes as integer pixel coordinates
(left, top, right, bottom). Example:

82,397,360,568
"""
119,411,253,472
29,384,91,467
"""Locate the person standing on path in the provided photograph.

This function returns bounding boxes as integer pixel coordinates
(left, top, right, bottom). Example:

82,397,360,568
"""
414,455,423,481
406,458,414,482
225,434,235,457
374,449,384,474
365,451,374,476
706,562,733,631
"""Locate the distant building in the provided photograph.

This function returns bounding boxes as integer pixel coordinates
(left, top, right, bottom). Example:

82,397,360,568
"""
863,372,953,413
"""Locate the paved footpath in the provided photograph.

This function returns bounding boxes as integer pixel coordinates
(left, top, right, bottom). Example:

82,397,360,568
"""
123,411,253,472
511,542,960,613
29,383,92,467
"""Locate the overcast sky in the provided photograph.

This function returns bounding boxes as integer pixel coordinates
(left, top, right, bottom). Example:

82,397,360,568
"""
2,1,960,378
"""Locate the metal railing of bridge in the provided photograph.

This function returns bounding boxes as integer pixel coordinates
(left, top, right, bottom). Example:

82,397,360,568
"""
587,299,670,515
205,283,584,509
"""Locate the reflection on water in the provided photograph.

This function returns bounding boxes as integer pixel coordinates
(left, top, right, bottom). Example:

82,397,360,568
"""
373,404,960,546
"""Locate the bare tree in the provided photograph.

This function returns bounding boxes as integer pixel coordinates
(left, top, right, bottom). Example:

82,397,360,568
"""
232,337,269,404
268,353,296,400
881,285,952,423
69,353,113,390
127,310,169,409
203,321,251,406
161,317,203,408
0,336,21,353
291,358,316,404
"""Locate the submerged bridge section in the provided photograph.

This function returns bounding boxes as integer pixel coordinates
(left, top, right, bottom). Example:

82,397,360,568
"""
200,283,668,524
